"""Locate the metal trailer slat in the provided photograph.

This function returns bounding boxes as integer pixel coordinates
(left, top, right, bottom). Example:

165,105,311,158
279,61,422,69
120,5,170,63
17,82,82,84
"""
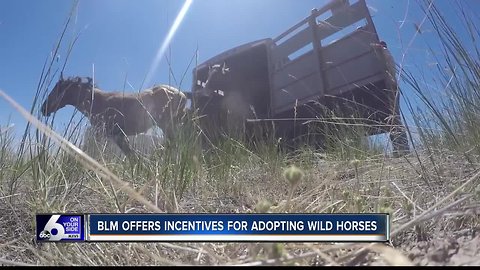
270,0,377,115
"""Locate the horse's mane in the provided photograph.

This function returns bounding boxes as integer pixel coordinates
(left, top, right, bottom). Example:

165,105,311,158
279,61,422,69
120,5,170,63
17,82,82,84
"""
61,76,97,88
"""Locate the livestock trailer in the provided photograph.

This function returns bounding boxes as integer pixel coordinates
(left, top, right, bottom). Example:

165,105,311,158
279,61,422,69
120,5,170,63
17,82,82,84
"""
188,0,409,154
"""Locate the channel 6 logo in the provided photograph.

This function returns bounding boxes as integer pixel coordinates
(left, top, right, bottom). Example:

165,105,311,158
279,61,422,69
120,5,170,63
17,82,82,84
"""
36,214,85,242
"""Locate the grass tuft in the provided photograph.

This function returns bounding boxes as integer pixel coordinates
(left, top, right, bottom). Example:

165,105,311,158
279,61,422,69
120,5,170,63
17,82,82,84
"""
1,0,480,266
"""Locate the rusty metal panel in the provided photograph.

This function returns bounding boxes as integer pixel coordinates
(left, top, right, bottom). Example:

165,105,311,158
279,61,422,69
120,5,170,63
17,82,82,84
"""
273,26,312,62
269,0,384,115
272,50,317,87
327,73,386,97
315,1,370,41
272,74,324,114
321,30,378,68
271,51,323,113
325,52,385,92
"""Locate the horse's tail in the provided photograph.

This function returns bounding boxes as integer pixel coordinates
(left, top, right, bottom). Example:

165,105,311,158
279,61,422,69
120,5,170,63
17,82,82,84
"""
150,85,188,125
157,85,188,118
183,91,193,100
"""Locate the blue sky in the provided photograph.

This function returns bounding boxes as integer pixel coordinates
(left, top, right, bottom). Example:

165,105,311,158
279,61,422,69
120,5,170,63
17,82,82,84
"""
0,0,478,142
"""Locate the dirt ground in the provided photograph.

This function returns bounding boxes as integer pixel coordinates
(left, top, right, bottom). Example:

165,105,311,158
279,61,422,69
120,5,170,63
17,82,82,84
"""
0,149,479,266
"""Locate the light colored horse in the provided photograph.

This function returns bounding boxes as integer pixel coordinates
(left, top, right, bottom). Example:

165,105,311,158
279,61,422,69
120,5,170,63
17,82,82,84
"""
41,76,187,157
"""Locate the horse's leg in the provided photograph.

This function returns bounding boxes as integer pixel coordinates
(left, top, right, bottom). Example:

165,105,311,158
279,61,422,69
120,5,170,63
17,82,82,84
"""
389,115,409,157
156,111,181,145
82,126,97,157
386,86,409,157
112,134,136,159
162,122,175,143
83,126,106,159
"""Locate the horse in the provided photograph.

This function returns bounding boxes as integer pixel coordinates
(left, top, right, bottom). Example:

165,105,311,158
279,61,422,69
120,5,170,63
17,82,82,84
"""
193,63,269,146
196,63,230,97
40,75,187,157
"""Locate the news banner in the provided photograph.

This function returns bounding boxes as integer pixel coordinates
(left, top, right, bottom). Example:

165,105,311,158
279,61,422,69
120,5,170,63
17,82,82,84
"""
36,213,389,242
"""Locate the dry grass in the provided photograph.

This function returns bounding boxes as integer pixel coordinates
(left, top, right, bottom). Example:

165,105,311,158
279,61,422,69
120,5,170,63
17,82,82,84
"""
1,0,480,266
0,127,478,266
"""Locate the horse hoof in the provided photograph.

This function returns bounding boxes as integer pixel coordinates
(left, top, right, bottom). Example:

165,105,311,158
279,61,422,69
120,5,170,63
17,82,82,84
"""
392,150,409,158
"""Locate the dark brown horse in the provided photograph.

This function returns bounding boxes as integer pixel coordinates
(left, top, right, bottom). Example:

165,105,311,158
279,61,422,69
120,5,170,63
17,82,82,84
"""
41,76,187,157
